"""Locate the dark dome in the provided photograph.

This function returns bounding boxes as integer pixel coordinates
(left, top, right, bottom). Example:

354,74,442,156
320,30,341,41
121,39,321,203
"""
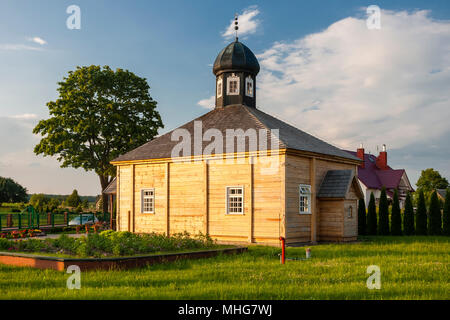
213,40,260,76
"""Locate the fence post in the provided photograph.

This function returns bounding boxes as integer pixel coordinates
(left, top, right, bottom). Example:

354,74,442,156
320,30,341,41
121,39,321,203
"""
7,214,13,228
37,211,40,228
51,212,55,228
18,213,22,229
0,215,2,231
65,212,69,226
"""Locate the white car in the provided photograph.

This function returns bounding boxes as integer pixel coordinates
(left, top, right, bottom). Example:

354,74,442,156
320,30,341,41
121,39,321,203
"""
68,214,99,226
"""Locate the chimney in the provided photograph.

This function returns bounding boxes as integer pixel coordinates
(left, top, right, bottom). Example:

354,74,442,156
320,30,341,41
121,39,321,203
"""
356,143,365,168
376,144,388,170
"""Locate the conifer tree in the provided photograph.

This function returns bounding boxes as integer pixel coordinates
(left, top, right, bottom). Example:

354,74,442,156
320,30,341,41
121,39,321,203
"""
443,189,450,236
428,191,442,235
367,192,377,235
378,187,390,235
358,198,367,235
403,192,415,235
391,189,402,235
416,190,428,235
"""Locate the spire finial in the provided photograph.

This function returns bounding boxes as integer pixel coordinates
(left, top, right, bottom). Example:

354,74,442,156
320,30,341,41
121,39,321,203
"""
234,13,239,41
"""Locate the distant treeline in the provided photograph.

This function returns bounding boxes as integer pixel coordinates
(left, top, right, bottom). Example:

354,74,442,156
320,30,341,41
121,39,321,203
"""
26,194,97,203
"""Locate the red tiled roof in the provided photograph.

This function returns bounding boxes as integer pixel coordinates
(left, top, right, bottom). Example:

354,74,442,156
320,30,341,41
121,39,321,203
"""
344,151,410,191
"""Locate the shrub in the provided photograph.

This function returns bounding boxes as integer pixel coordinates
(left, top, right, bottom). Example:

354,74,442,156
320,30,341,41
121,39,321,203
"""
367,193,377,235
416,190,428,235
357,198,366,235
444,189,450,236
403,192,415,235
390,189,402,235
428,191,442,235
378,187,390,235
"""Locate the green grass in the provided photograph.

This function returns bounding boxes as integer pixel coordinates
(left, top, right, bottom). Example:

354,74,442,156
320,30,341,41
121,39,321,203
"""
0,236,448,299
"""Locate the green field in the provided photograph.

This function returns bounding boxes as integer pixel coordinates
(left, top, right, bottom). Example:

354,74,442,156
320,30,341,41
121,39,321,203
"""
0,236,448,299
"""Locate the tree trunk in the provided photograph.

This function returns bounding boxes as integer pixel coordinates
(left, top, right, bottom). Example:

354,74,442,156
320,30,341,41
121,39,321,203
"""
99,175,110,213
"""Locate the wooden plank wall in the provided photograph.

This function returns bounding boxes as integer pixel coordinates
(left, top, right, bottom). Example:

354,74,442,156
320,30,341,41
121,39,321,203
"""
117,154,283,245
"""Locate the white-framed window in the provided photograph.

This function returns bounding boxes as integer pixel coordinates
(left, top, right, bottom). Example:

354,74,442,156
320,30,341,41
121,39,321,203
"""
217,77,223,98
141,189,155,213
299,184,311,214
227,75,240,95
226,186,244,214
245,76,254,97
347,206,353,218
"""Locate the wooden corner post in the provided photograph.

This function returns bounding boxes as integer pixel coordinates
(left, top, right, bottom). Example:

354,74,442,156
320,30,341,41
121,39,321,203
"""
310,157,317,243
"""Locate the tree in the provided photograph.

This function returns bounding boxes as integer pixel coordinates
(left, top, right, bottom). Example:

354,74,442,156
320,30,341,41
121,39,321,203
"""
82,199,89,209
47,198,60,212
416,168,449,193
428,191,442,235
29,194,50,212
443,189,450,236
66,189,81,208
416,190,428,235
367,192,377,235
416,168,449,206
33,65,163,212
403,192,415,235
391,189,402,235
357,198,366,235
378,187,390,235
0,177,28,203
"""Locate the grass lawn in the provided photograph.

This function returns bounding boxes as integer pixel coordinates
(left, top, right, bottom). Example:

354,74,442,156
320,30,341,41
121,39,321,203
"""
0,236,448,299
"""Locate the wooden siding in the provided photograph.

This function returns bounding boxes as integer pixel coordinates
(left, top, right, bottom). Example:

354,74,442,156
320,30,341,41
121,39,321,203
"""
117,154,283,245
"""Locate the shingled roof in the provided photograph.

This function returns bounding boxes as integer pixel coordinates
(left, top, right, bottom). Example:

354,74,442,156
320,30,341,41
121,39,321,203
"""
112,104,361,163
317,169,361,199
103,177,117,194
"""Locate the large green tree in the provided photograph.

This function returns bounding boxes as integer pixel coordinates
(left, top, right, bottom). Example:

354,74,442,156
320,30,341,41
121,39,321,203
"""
367,192,377,235
0,177,28,203
416,190,428,235
443,189,450,236
33,66,163,212
428,191,442,235
403,192,415,235
357,198,366,236
416,168,449,204
378,187,390,235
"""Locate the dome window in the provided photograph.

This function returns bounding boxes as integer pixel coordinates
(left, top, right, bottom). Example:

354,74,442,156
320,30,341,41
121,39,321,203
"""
217,77,223,98
245,76,254,97
227,74,240,95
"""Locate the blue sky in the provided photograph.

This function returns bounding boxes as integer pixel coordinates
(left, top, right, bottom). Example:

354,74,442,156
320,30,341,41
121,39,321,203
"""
0,0,449,195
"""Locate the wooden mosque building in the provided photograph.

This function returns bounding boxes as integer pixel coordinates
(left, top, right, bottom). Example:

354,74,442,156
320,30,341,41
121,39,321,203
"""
110,27,363,245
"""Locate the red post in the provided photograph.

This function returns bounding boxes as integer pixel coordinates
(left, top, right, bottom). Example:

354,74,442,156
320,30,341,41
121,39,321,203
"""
279,236,286,264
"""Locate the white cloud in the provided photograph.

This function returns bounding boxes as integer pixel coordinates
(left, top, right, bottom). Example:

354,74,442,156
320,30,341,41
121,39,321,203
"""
197,95,215,109
0,44,43,51
255,9,450,154
29,37,47,45
222,6,261,40
8,113,38,120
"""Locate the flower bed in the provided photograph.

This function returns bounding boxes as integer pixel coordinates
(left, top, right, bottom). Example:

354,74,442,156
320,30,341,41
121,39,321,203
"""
0,229,44,239
0,231,217,258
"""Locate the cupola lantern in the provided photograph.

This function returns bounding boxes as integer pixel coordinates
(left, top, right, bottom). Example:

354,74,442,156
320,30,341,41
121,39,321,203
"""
212,15,260,108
